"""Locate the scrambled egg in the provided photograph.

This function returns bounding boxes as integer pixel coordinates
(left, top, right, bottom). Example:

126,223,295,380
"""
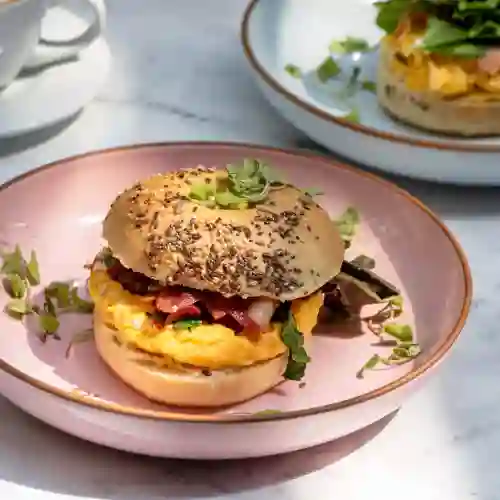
385,25,500,98
88,270,324,370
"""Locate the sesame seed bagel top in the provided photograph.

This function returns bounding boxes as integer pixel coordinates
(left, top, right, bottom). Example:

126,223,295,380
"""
102,166,345,301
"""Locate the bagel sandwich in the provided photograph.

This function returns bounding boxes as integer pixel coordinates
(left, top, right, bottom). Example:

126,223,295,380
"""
88,160,345,407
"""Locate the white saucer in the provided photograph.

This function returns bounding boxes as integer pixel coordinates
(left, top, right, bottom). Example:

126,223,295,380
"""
0,6,111,139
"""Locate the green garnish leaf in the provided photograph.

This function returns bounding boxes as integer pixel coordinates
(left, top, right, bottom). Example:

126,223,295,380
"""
26,250,40,286
375,0,497,57
45,282,93,313
1,245,26,278
173,319,202,331
5,298,32,318
69,287,94,313
43,291,57,316
189,181,215,201
421,17,470,51
316,56,341,83
335,207,360,248
4,274,26,299
281,312,311,381
361,80,377,93
285,63,302,78
227,158,282,192
374,0,416,34
391,343,421,360
427,42,485,58
329,36,372,54
388,295,404,317
383,323,414,343
356,354,382,379
214,190,246,207
343,108,360,123
188,159,284,210
39,313,60,335
46,282,71,308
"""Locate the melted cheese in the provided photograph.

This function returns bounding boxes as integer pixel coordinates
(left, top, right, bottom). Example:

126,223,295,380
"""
88,270,324,370
385,24,500,98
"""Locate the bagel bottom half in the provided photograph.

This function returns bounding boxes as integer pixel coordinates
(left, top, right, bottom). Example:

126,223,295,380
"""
94,317,291,408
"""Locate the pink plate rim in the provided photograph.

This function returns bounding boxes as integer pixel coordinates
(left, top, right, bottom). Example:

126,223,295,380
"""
0,141,473,424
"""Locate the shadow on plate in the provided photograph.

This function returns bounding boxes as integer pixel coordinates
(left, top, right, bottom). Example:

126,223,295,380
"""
0,394,398,498
23,286,183,412
0,111,80,157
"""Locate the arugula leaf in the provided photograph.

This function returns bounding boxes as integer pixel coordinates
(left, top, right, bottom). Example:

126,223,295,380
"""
5,298,32,317
388,295,404,317
335,207,360,248
26,250,40,286
189,159,284,209
281,311,310,381
189,182,215,201
69,287,94,313
4,274,26,299
383,323,414,342
343,108,360,123
329,36,372,54
46,282,71,308
173,319,202,331
391,343,421,359
214,191,246,207
285,64,302,78
1,245,26,278
375,0,415,34
429,42,485,57
421,17,470,50
316,57,341,82
356,354,382,379
39,313,60,335
361,80,377,93
375,0,500,57
468,19,500,39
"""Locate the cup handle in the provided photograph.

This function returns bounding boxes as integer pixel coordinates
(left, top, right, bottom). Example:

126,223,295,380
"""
23,0,106,70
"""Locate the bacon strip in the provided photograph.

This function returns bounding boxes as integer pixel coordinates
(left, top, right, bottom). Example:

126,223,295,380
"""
155,290,200,314
164,305,202,324
106,258,269,336
479,49,500,75
153,287,265,336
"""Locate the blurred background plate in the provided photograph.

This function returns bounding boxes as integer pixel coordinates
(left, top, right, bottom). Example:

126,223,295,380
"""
241,0,500,185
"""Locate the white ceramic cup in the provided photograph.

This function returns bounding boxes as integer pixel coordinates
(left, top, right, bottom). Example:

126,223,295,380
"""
0,0,106,89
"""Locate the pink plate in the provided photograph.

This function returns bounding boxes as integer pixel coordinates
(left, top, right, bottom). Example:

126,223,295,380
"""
0,142,471,459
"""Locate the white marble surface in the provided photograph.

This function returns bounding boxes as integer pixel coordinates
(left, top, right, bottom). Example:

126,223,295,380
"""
0,0,497,499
